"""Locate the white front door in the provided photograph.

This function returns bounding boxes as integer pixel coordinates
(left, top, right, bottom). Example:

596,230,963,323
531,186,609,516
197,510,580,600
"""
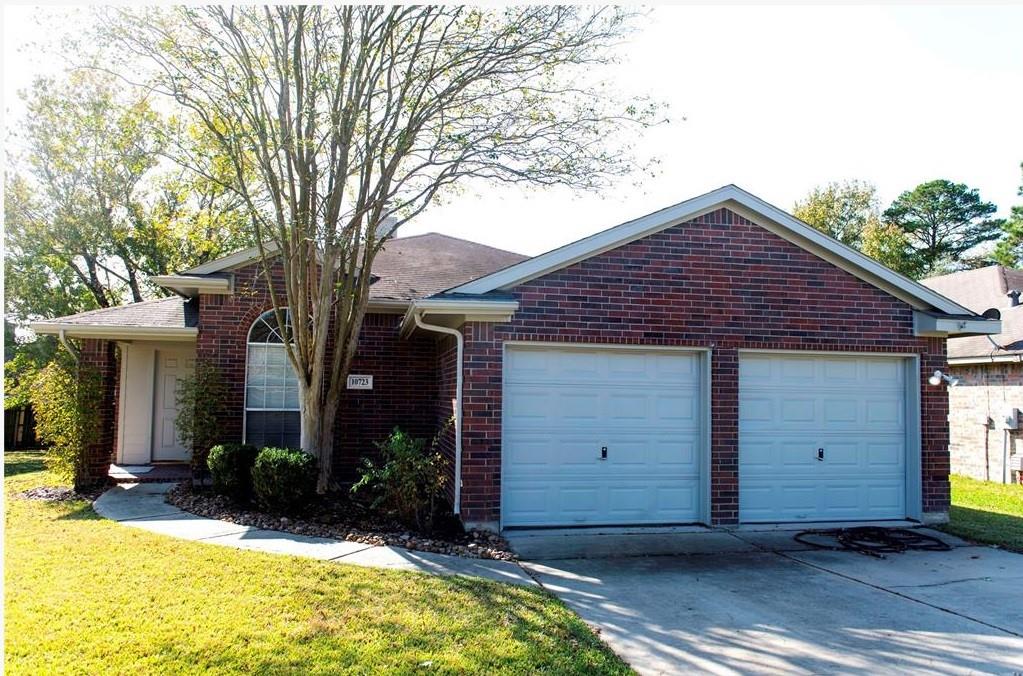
152,347,196,462
739,353,908,523
502,345,706,527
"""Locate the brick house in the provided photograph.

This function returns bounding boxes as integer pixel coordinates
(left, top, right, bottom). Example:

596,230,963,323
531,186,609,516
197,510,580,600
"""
922,265,1023,483
34,185,999,530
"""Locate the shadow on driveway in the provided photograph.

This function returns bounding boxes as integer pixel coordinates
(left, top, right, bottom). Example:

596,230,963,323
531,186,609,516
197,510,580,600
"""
525,548,1023,674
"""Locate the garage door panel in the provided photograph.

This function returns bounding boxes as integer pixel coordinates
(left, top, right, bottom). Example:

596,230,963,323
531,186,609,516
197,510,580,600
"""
781,398,817,423
503,347,704,527
654,439,697,469
504,434,604,473
740,354,907,523
604,434,700,473
655,393,699,423
867,359,904,383
866,399,903,426
867,442,905,468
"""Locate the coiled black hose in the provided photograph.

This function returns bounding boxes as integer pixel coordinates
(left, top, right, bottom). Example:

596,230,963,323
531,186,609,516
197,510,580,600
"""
793,526,953,558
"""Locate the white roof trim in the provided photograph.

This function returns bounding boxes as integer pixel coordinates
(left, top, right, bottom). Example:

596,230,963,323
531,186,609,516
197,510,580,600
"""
448,184,979,317
31,322,197,342
183,242,279,275
399,298,519,337
949,354,1023,365
913,311,1001,337
151,275,232,297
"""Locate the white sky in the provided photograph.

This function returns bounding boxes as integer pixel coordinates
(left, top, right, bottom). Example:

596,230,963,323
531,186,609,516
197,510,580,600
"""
4,4,1022,257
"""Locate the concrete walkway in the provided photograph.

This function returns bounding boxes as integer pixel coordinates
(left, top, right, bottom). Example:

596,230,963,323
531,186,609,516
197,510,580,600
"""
93,483,534,586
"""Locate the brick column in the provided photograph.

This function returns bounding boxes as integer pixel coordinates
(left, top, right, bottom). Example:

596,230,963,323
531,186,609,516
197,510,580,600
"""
458,322,503,530
711,346,739,525
78,339,119,488
921,337,951,521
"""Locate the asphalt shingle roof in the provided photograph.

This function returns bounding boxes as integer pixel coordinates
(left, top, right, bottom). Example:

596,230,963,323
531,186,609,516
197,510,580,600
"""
43,234,525,326
922,265,1023,359
368,233,527,301
43,297,198,329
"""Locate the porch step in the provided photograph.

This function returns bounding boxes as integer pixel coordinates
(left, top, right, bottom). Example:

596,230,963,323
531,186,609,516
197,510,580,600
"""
108,464,192,484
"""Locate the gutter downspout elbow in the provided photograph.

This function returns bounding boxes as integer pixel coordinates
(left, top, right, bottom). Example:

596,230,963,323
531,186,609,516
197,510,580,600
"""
412,311,464,516
58,328,79,364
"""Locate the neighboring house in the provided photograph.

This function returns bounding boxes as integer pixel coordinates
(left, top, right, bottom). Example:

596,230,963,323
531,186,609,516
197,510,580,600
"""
922,265,1023,483
33,185,999,530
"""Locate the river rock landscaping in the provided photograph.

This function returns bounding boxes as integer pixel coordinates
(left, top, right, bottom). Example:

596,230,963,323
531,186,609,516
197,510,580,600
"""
167,483,516,561
16,485,104,502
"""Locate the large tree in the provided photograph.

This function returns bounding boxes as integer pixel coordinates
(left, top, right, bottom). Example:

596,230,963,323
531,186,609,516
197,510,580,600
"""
4,71,249,324
860,219,920,278
793,180,879,247
105,6,661,490
992,163,1023,268
883,179,1003,275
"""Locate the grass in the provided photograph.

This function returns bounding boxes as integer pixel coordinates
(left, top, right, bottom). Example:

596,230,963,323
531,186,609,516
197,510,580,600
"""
4,451,630,675
941,473,1023,552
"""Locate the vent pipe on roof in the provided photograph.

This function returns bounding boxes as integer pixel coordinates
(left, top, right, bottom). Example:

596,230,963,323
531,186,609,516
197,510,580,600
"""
1009,290,1021,307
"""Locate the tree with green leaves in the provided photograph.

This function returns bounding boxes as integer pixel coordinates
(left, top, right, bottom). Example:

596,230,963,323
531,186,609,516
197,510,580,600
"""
992,163,1023,268
883,179,1003,275
4,70,249,326
105,6,663,491
793,180,880,247
861,219,920,278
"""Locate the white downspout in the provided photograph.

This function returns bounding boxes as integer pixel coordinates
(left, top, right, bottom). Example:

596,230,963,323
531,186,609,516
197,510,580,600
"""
412,311,464,515
58,328,79,364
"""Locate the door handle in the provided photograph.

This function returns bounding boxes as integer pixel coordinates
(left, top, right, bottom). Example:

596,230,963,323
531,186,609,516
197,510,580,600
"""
599,446,608,461
817,448,824,461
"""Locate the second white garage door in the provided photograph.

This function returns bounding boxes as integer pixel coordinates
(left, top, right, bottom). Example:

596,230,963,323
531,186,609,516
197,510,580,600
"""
739,353,909,523
503,346,705,527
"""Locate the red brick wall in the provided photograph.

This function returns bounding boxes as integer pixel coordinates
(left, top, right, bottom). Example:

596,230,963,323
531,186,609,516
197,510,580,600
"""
79,338,119,487
334,313,437,480
197,262,438,481
459,207,949,526
435,335,458,504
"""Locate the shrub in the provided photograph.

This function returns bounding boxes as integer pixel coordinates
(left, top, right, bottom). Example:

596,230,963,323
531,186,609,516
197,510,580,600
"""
29,355,103,490
352,426,449,532
207,443,258,501
250,447,317,513
175,361,228,472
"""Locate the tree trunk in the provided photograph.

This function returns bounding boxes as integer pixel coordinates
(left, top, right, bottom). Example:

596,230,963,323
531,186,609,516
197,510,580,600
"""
299,380,339,493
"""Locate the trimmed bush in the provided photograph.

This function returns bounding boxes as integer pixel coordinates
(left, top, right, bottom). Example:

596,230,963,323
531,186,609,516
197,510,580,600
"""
207,443,258,501
251,447,317,513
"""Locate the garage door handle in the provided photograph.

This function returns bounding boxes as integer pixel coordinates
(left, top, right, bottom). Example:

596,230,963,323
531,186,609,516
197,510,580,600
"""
817,448,824,461
600,446,608,461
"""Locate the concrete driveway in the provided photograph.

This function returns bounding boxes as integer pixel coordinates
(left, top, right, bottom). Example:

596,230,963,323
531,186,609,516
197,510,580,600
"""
518,529,1023,674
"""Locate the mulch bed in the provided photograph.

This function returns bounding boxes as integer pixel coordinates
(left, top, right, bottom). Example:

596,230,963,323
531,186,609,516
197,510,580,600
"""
166,483,516,561
15,486,104,502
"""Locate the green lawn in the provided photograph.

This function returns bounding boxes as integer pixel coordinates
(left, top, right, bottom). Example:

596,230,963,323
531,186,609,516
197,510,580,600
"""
942,474,1023,552
4,451,629,675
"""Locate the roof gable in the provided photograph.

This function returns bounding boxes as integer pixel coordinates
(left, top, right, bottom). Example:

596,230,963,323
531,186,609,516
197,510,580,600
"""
446,184,977,318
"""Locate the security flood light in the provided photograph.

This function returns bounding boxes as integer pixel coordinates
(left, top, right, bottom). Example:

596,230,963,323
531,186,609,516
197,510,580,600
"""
929,370,960,387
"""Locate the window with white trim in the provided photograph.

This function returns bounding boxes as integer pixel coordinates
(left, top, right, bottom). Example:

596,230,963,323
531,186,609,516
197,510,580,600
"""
245,309,301,449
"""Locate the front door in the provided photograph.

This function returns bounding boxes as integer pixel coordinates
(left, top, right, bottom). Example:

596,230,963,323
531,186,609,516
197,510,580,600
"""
152,347,196,462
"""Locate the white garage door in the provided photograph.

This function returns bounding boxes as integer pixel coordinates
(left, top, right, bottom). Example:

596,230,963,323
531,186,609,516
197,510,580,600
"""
503,346,705,527
739,353,908,523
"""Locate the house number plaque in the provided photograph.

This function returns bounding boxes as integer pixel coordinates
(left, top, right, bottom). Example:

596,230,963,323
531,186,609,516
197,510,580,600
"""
346,375,373,390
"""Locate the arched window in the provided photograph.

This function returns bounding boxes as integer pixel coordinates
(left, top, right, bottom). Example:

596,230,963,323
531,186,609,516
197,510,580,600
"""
245,309,301,449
